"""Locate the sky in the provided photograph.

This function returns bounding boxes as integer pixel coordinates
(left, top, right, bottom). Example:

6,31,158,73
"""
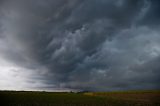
0,0,160,91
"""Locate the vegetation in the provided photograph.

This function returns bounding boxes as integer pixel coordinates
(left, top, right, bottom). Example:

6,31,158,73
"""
0,90,160,106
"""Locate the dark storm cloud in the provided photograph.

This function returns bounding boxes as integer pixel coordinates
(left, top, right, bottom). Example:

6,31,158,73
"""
0,0,160,91
139,0,160,26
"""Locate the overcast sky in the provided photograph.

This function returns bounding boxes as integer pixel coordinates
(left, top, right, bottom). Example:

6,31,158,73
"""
0,0,160,91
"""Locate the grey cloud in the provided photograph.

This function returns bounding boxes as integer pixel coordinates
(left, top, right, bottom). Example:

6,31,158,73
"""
0,0,160,91
139,0,160,26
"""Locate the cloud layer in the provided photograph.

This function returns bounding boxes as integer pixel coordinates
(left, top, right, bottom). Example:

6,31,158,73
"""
0,0,160,91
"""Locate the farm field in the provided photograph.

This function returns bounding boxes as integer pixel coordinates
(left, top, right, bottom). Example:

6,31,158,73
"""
0,90,160,106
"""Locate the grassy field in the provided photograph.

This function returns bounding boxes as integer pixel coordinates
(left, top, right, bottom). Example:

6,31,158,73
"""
0,90,160,106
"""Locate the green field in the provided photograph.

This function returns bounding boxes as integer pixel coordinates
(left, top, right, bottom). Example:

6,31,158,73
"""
0,90,160,106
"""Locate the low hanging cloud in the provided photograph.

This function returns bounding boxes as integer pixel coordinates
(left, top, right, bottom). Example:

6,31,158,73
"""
0,0,160,91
